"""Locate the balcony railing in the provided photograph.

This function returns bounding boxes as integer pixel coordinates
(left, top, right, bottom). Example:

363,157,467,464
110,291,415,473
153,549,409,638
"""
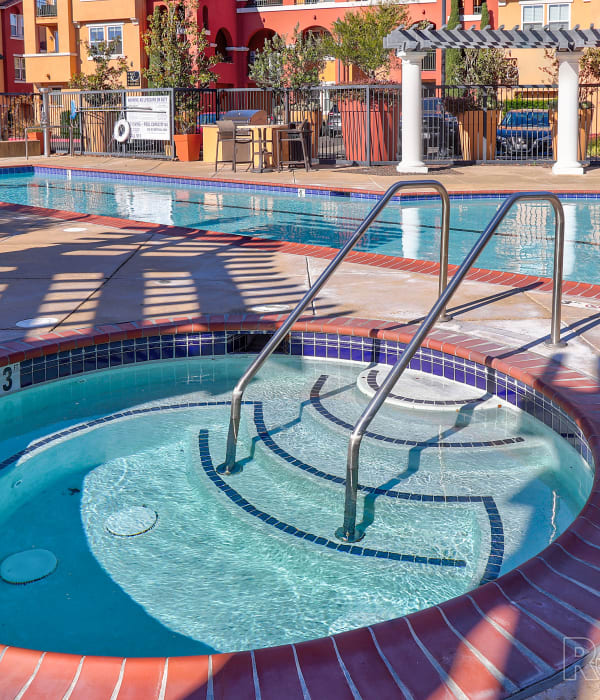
246,0,283,6
36,1,57,17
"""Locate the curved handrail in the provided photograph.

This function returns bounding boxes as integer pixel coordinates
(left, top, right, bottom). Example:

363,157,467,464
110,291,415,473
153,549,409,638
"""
220,180,451,474
337,192,565,543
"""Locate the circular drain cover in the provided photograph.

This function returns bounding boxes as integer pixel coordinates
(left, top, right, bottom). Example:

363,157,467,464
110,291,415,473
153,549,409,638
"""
251,304,290,313
1,549,57,584
106,506,158,537
16,317,58,329
63,227,87,233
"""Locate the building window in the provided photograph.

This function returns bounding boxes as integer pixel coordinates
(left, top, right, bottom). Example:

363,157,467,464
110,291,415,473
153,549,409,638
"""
215,29,232,63
548,3,569,29
14,56,26,81
423,50,437,71
10,14,24,39
522,4,543,30
89,25,123,55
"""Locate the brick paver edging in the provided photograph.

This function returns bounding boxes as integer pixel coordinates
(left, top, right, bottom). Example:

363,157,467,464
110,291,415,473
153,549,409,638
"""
1,192,600,302
0,313,599,698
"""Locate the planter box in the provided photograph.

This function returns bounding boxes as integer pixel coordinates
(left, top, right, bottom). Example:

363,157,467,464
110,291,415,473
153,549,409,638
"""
174,134,202,162
457,109,500,161
27,131,44,155
549,108,594,160
338,99,399,163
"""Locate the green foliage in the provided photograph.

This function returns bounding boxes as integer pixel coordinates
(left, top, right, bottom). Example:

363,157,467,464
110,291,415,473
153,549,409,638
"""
324,2,409,82
69,40,128,91
452,48,518,86
502,97,556,113
580,48,600,83
479,2,490,29
60,109,81,139
143,0,217,89
249,26,326,92
445,0,462,84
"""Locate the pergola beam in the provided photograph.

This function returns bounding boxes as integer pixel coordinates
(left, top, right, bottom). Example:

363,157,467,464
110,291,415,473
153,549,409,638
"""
384,26,600,52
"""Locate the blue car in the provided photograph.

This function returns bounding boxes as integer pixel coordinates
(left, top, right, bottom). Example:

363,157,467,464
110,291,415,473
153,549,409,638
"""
496,109,552,158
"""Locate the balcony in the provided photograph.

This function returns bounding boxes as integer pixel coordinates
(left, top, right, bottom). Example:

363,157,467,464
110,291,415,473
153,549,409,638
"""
245,0,283,7
36,1,57,17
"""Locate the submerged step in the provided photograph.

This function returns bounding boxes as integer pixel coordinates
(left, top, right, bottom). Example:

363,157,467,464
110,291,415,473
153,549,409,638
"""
357,364,511,412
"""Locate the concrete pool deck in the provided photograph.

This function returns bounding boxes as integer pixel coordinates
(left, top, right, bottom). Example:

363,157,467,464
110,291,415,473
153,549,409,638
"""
1,157,600,698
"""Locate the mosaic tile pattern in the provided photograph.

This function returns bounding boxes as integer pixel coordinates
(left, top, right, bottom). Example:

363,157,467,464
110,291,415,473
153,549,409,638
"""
11,329,591,466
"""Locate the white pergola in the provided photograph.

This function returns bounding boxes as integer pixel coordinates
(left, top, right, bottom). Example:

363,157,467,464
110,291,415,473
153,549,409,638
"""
383,25,600,175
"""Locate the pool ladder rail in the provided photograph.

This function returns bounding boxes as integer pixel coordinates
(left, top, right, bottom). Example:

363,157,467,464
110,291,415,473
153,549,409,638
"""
221,182,566,544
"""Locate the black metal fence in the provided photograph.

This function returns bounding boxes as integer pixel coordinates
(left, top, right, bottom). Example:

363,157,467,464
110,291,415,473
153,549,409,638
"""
1,84,598,165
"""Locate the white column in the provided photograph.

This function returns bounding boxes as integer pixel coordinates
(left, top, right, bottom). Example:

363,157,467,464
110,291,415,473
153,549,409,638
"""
552,51,584,176
397,50,428,174
562,202,576,277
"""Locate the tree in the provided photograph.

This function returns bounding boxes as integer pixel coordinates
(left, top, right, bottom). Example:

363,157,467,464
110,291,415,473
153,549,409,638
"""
249,26,326,91
445,0,462,84
69,40,128,90
579,49,600,83
325,2,409,82
479,2,490,30
452,48,518,86
143,0,217,88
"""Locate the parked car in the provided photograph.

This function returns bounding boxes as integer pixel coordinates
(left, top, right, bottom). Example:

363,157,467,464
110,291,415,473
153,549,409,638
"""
399,97,460,160
496,109,552,159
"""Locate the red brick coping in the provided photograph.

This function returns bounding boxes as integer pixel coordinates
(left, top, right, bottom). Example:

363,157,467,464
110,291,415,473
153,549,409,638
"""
1,179,600,302
0,313,599,698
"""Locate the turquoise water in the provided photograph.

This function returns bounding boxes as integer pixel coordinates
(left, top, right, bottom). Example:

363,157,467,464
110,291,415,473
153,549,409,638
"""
0,356,591,656
1,172,599,283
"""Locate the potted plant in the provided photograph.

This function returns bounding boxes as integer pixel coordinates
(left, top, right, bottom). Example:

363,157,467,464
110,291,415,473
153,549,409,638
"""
324,3,408,163
143,0,217,161
173,103,202,162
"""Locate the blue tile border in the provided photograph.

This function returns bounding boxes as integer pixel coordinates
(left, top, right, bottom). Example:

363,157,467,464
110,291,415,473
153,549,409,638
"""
2,165,600,205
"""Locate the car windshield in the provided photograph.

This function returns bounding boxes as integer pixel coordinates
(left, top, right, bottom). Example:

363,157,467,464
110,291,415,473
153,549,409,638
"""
503,111,549,127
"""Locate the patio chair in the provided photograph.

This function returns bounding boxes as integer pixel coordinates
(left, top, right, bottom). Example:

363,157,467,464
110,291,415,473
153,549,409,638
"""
214,120,254,172
276,120,312,172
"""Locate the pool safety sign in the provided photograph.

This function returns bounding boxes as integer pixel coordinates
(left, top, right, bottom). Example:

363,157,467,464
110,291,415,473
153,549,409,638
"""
126,95,171,141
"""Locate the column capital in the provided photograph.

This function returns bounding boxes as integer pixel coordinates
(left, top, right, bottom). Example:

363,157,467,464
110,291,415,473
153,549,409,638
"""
396,50,428,64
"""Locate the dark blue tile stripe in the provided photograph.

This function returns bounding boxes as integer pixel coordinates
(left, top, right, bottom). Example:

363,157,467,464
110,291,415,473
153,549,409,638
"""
311,375,524,448
253,402,503,584
197,429,466,568
2,165,598,204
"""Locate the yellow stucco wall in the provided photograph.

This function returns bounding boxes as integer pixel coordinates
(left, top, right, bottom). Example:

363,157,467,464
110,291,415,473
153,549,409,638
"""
499,0,596,83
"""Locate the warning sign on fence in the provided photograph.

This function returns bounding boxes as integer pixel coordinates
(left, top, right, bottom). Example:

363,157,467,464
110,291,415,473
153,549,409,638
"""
126,94,171,141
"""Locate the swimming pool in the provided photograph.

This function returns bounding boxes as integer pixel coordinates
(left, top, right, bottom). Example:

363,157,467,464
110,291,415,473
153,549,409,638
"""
0,346,591,657
1,167,599,283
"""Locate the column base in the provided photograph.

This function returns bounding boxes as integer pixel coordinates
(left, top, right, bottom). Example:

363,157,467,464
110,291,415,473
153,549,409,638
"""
552,162,585,175
396,161,428,174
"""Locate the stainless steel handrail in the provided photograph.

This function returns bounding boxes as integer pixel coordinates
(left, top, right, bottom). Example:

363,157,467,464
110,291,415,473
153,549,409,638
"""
221,180,451,474
336,191,565,543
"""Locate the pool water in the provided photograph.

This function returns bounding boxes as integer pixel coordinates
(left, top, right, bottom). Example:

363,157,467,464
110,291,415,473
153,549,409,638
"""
1,172,599,283
0,355,591,656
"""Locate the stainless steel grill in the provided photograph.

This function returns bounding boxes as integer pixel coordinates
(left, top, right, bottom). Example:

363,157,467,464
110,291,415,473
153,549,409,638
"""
221,109,267,125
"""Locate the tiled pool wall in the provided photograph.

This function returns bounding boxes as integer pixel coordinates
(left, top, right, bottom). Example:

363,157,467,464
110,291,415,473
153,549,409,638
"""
3,165,600,202
14,329,593,468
